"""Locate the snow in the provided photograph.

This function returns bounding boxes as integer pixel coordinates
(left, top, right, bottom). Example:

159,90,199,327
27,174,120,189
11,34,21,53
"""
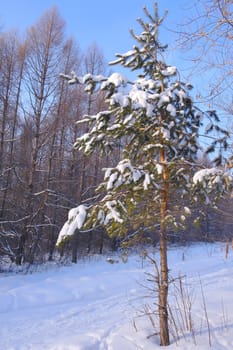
136,77,157,90
161,127,170,141
1,243,233,349
123,114,134,125
166,103,176,117
143,173,151,190
102,73,127,88
156,163,163,175
158,93,170,108
104,200,123,224
129,86,148,109
193,168,223,185
184,206,191,215
106,172,118,190
104,160,144,191
116,159,143,182
104,159,158,194
160,66,177,77
110,92,129,107
82,74,105,84
56,205,88,246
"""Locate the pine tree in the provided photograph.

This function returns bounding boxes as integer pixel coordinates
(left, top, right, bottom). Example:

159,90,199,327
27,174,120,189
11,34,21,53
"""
57,3,231,346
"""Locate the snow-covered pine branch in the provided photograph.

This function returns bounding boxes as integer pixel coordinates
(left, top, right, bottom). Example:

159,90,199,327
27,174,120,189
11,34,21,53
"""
192,167,232,204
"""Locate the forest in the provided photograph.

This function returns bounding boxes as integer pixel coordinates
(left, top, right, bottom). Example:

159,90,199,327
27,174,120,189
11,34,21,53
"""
1,2,233,348
0,3,233,268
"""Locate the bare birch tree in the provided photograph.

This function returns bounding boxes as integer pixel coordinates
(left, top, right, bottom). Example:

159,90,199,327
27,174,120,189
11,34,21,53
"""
177,0,233,110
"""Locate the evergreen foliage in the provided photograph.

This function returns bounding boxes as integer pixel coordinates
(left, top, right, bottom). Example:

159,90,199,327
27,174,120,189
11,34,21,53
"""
57,4,231,247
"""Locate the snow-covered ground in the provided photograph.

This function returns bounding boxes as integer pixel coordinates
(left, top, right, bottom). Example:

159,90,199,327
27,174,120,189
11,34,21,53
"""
1,243,233,349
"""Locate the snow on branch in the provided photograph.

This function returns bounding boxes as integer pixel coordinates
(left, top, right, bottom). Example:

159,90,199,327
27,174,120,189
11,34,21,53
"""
192,167,232,201
193,168,223,185
56,205,88,246
103,159,155,191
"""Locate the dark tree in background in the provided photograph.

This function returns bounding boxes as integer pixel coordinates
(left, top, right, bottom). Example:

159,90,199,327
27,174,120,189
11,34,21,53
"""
0,7,113,265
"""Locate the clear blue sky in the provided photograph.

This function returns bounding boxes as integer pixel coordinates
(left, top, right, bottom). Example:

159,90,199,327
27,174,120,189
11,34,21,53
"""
0,0,190,72
1,1,227,152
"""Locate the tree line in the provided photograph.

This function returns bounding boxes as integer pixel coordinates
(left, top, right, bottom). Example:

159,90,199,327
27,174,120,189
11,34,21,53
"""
0,7,121,265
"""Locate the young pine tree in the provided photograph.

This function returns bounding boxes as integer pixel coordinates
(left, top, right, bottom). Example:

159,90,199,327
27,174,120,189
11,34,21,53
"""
57,3,231,346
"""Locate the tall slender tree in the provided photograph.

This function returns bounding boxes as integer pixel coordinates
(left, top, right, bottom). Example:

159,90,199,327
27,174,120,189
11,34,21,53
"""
0,32,27,262
57,3,231,345
0,32,26,218
20,7,67,263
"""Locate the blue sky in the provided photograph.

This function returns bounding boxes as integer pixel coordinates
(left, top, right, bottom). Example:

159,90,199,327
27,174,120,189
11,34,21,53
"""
0,0,190,72
0,1,228,154
1,0,212,108
0,1,213,105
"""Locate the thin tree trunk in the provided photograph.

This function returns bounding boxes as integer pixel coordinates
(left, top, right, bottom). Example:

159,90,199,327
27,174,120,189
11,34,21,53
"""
99,230,104,254
71,231,78,263
159,186,170,346
159,126,170,346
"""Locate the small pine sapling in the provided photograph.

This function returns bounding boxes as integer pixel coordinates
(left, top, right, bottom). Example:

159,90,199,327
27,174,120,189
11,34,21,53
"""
57,2,231,346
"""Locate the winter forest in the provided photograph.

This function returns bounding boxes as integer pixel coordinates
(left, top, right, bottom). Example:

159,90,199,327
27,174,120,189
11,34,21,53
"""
0,7,120,264
1,1,233,348
0,3,233,266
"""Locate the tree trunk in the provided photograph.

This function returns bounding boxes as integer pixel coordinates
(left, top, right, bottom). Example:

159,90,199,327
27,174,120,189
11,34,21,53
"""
99,230,104,254
159,198,169,346
159,139,170,346
71,231,79,263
